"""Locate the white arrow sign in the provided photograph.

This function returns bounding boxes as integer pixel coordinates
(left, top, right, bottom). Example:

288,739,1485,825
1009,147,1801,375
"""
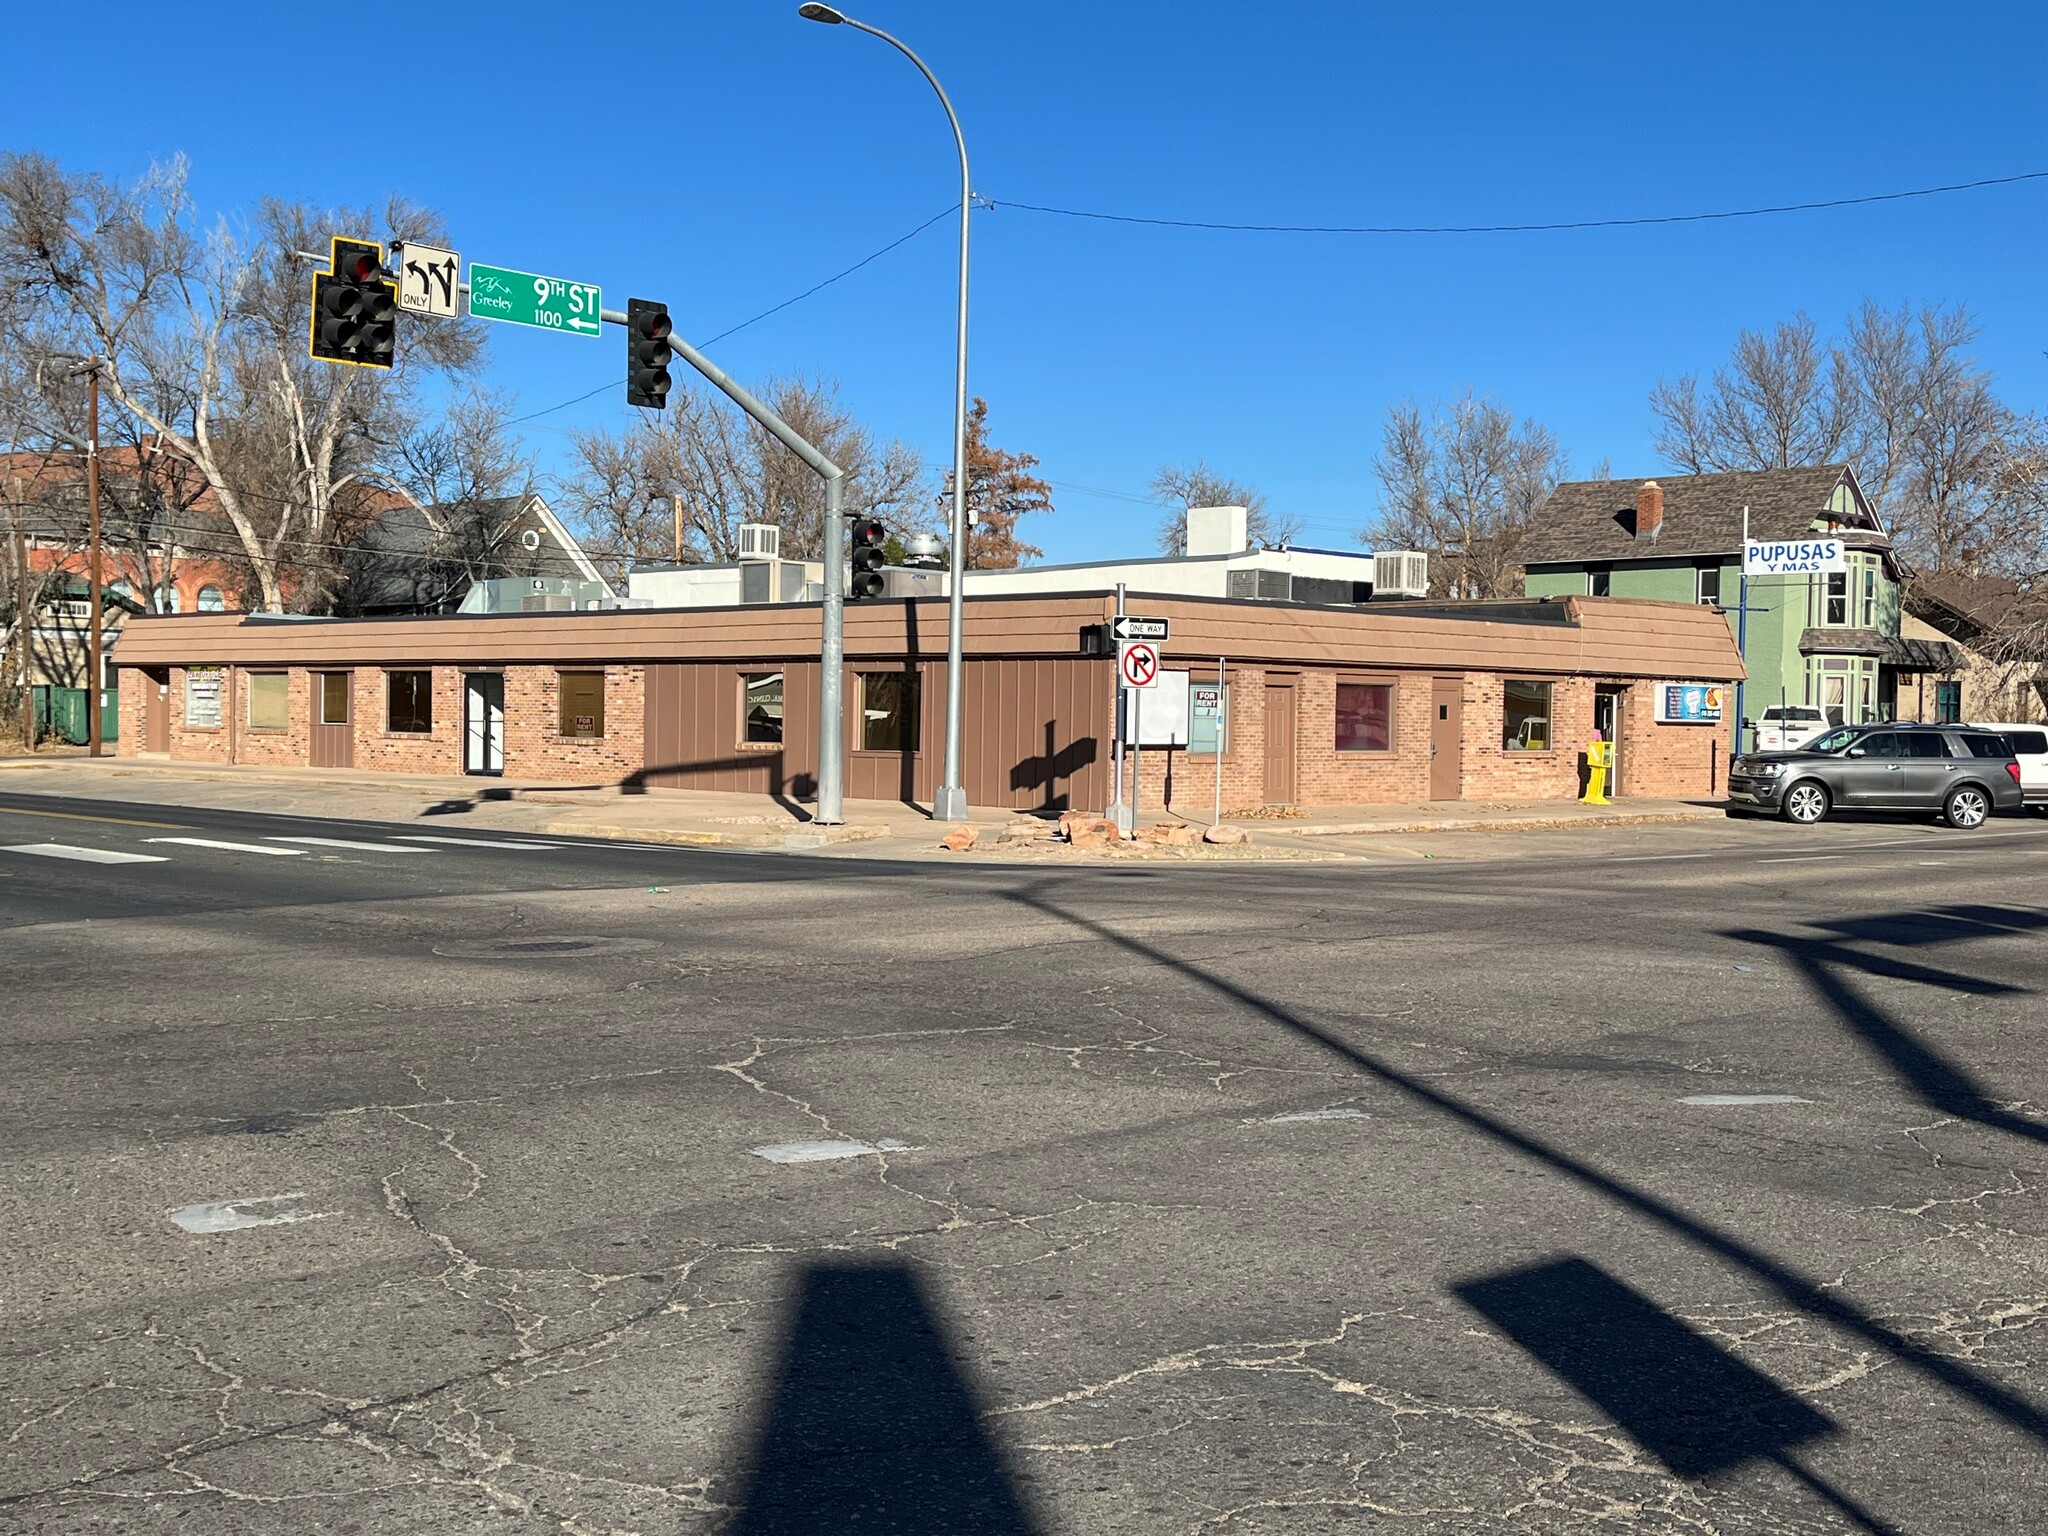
395,242,459,318
1112,615,1170,642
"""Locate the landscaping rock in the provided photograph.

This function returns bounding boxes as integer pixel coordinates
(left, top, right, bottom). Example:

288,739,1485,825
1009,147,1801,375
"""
1203,824,1251,845
1065,817,1124,850
939,826,979,851
1142,821,1202,847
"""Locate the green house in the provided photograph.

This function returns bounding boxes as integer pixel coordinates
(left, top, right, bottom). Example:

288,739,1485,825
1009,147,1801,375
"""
1521,466,1931,745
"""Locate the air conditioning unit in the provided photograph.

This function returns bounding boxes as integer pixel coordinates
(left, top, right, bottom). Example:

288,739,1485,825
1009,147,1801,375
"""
738,523,781,561
1373,551,1429,599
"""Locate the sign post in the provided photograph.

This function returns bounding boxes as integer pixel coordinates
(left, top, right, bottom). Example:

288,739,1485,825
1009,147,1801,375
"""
467,263,603,336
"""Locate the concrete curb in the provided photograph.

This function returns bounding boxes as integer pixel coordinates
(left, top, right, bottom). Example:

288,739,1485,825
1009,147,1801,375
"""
546,822,892,850
1258,808,1725,838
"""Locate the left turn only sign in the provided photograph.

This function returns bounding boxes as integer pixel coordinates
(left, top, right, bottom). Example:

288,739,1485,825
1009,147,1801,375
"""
1119,641,1161,689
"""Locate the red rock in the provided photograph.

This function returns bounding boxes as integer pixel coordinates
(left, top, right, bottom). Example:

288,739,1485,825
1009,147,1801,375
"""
939,826,978,851
1203,824,1250,845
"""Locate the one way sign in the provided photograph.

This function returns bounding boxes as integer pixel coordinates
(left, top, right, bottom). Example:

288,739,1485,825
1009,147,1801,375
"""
1112,615,1170,642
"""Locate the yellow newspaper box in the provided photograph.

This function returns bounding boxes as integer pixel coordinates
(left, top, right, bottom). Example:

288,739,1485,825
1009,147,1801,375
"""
1582,740,1614,805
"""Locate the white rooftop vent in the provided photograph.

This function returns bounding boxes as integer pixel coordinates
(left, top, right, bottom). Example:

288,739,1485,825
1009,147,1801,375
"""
1372,551,1429,599
738,523,781,561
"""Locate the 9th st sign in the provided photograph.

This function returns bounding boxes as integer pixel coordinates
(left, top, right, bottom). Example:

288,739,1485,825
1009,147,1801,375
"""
467,262,602,336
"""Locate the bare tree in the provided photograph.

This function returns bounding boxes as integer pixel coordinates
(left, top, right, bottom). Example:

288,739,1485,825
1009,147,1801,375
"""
561,376,924,586
1367,393,1566,598
1150,460,1302,553
1650,314,1860,475
0,154,486,612
1654,302,2045,576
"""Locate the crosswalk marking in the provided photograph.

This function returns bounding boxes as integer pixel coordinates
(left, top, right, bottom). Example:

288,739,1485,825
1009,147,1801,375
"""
2,842,170,864
264,836,432,853
392,835,566,849
146,837,307,856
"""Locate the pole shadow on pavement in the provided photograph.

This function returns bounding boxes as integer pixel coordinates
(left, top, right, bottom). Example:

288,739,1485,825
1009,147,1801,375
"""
724,1259,1042,1535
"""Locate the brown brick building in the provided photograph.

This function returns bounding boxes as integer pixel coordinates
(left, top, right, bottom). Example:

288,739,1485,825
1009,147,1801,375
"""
113,592,1743,812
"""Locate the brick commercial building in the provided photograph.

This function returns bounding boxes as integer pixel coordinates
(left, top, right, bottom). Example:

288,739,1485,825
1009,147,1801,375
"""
112,592,1743,813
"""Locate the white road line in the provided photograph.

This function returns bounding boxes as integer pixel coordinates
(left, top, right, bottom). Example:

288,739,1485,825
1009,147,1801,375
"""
146,837,306,856
392,835,566,849
1681,1093,1813,1106
264,836,432,853
1,843,169,864
1758,854,1844,863
1607,852,1717,863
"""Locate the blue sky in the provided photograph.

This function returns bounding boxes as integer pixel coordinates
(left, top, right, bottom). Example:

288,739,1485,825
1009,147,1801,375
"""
8,3,2046,561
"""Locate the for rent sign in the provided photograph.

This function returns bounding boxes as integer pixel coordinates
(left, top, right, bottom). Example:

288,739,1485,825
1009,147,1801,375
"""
1743,538,1845,576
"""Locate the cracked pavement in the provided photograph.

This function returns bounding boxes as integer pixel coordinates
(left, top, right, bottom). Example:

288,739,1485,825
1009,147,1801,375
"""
2,793,2045,1532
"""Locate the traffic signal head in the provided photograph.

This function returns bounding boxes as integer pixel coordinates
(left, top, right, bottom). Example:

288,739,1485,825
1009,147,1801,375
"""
308,237,397,369
848,516,887,602
626,298,673,409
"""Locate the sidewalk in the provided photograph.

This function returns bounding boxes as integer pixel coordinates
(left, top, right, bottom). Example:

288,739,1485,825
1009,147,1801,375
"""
0,754,1726,859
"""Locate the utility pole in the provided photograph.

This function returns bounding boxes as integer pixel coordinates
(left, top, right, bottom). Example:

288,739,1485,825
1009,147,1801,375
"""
672,492,684,564
85,363,104,757
9,478,31,751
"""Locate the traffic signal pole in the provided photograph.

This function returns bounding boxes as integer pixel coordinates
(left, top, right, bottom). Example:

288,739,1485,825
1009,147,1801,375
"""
601,306,852,824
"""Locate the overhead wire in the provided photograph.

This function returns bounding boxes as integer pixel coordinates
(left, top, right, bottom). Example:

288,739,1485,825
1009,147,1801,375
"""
505,202,958,429
984,168,2048,236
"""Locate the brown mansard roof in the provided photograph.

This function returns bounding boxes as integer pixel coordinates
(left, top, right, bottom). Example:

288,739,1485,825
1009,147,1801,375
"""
112,592,1745,684
1522,465,1881,566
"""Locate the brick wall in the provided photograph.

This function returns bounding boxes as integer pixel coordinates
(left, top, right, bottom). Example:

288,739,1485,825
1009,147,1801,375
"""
122,662,649,785
1128,667,1728,814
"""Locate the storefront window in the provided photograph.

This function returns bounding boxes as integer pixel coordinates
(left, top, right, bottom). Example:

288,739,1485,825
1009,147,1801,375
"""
558,672,605,738
1335,682,1393,752
1502,680,1552,750
742,672,784,744
248,672,289,730
387,671,432,733
1188,681,1229,755
859,673,919,753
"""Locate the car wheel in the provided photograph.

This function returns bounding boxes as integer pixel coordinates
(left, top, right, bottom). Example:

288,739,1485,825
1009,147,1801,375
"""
1781,780,1830,824
1944,785,1991,829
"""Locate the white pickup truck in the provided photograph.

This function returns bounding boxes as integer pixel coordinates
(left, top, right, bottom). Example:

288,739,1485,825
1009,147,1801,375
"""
1750,706,1831,753
1970,722,2048,810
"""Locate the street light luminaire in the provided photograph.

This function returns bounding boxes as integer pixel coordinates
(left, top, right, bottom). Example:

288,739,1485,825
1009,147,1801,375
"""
797,4,845,22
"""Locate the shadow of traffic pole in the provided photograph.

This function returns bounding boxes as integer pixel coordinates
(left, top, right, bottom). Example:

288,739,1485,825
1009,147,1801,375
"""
1000,885,2048,1455
1456,1255,1898,1534
1724,907,2048,1150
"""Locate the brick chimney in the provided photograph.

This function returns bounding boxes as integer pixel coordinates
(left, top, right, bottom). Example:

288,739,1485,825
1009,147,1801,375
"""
1635,480,1664,540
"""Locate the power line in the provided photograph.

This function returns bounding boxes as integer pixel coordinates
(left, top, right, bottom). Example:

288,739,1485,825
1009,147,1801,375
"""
506,203,957,429
987,168,2048,236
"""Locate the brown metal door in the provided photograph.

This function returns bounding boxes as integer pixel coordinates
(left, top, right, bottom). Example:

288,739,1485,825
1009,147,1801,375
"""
1263,680,1297,805
143,668,170,753
1429,678,1463,800
310,671,353,768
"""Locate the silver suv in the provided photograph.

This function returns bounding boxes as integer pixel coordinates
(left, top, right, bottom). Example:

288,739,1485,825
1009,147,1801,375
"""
1728,724,2023,827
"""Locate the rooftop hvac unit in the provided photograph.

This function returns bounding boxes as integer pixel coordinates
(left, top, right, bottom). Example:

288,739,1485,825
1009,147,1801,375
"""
738,523,781,561
1373,551,1429,599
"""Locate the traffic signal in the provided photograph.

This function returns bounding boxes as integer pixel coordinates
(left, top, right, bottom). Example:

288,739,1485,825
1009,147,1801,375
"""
626,298,673,409
848,517,887,601
309,237,397,369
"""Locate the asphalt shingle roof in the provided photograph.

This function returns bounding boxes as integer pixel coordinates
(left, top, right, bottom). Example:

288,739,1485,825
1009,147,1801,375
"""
1520,465,1876,565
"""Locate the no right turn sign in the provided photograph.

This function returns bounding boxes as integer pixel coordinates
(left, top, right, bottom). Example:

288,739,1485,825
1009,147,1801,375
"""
1119,641,1161,689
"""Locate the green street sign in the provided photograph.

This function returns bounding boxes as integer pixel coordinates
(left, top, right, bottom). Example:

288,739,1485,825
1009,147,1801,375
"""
467,263,602,337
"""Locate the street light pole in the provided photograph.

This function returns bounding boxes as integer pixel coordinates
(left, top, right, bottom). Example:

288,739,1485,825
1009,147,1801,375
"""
84,363,103,757
800,3,973,822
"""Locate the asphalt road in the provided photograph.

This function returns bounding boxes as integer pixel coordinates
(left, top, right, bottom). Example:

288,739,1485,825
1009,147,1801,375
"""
2,789,2045,1534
